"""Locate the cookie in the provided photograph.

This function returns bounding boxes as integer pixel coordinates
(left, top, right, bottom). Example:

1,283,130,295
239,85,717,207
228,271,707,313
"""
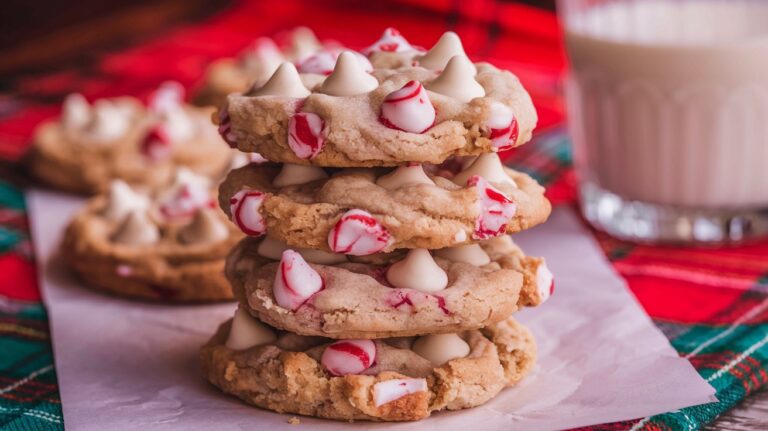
220,53,537,166
218,155,550,253
29,83,233,195
200,311,536,422
223,233,553,338
193,27,331,107
61,173,243,302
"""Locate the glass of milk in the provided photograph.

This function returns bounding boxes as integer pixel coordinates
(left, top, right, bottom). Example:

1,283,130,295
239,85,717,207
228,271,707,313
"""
558,0,768,244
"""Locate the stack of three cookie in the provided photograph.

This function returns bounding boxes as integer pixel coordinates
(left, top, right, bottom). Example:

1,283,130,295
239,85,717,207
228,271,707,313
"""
202,29,553,422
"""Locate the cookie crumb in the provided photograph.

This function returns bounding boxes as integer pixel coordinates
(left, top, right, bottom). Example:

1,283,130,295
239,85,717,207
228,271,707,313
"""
287,416,300,425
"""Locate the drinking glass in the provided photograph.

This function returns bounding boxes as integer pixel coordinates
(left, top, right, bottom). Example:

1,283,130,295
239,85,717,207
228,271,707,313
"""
558,0,768,243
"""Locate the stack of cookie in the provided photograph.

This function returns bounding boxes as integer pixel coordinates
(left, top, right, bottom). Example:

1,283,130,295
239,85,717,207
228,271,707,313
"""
201,28,553,422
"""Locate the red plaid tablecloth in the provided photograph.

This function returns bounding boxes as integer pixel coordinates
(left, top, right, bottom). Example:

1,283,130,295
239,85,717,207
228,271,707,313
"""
1,1,767,430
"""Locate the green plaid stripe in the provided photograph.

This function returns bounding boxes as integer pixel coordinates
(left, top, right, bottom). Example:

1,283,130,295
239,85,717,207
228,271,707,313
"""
0,303,63,430
0,181,63,431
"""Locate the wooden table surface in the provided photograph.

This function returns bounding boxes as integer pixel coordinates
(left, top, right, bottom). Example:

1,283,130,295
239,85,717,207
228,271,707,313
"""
706,388,768,430
3,1,768,429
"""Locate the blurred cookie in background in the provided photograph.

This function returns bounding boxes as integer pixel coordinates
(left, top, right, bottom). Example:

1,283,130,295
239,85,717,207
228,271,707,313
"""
193,27,348,107
61,168,244,302
28,81,233,195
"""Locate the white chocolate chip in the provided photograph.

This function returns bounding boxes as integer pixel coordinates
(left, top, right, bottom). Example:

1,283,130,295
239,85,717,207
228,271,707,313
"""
453,153,516,186
101,180,150,222
251,62,311,98
257,235,288,260
426,55,484,103
412,333,471,366
240,37,284,78
85,99,130,142
434,244,491,266
61,93,90,131
257,235,346,265
111,211,159,246
178,208,229,244
386,249,448,292
376,164,434,190
226,306,277,350
319,51,379,97
158,106,195,143
417,32,473,72
286,27,321,62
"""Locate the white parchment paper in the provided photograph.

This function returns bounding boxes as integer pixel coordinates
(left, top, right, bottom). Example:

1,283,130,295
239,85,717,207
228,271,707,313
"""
27,189,716,431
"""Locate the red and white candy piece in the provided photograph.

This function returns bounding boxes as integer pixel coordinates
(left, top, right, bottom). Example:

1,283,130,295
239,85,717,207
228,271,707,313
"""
453,153,516,186
287,112,324,159
536,260,554,303
321,339,376,376
417,31,471,72
379,81,435,133
273,249,324,311
386,249,448,292
362,27,417,55
328,209,392,256
217,105,236,148
148,81,185,114
229,189,266,236
426,55,484,103
319,51,379,97
297,49,372,75
158,169,213,220
486,102,519,152
373,378,428,407
251,62,311,98
140,125,172,162
376,163,434,190
468,175,516,240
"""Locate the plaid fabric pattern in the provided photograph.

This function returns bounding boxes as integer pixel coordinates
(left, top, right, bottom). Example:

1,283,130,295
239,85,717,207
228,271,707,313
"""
1,1,767,429
0,181,63,430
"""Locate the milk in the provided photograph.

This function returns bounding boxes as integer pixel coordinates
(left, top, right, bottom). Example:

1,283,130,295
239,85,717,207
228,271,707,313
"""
563,0,768,208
